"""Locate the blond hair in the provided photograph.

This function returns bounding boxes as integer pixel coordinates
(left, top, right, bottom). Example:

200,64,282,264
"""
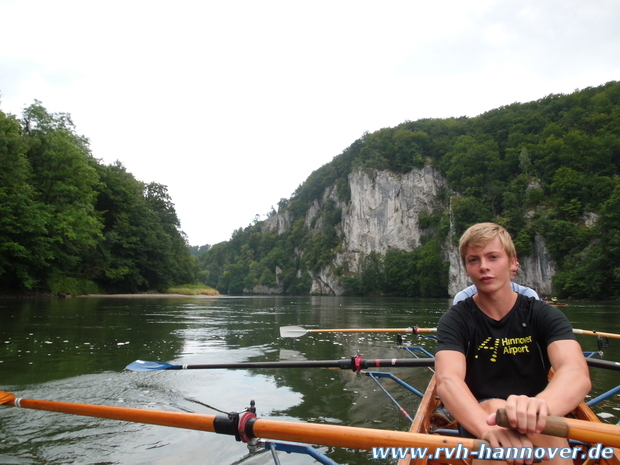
459,223,516,268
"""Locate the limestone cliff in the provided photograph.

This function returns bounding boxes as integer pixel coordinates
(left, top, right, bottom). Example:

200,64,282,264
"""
342,168,446,257
260,166,557,297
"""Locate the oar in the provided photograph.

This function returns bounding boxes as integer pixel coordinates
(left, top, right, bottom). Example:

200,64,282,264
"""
279,325,437,338
496,408,620,449
573,329,620,340
127,355,617,372
585,357,620,371
0,390,484,453
281,325,620,340
126,357,435,372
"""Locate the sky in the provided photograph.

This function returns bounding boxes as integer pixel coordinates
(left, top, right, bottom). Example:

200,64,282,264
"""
1,0,620,247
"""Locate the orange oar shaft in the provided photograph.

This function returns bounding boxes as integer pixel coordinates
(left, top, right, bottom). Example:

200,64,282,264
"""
1,391,481,451
250,418,478,450
496,409,620,448
573,329,620,340
310,327,437,334
4,395,217,432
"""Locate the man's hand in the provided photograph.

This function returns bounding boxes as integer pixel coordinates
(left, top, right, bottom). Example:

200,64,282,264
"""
481,425,535,465
502,394,549,435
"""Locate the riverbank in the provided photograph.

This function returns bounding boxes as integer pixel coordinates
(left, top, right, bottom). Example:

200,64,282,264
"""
77,293,222,298
1,284,220,299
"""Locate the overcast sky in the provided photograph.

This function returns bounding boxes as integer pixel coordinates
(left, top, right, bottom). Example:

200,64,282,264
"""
1,0,619,247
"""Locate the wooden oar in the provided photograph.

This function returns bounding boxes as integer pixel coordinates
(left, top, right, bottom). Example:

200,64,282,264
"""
279,325,437,338
281,325,620,340
126,357,435,372
496,408,620,448
0,390,484,452
573,329,620,340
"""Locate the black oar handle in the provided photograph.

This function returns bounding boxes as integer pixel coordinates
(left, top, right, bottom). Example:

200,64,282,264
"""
339,356,435,371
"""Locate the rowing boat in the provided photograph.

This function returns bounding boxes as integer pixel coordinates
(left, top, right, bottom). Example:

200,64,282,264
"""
398,374,620,465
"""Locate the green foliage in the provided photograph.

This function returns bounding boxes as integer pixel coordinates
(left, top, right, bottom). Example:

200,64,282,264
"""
0,101,197,295
0,109,51,290
341,251,386,295
451,196,493,238
555,184,620,299
343,240,449,297
198,221,313,295
23,102,103,274
47,274,100,296
188,244,211,256
90,164,197,293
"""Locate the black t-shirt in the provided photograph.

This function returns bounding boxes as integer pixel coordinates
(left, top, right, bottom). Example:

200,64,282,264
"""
436,294,576,400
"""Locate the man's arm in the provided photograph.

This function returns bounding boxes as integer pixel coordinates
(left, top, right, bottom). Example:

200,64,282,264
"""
538,339,591,415
435,350,487,436
435,351,530,441
436,350,538,465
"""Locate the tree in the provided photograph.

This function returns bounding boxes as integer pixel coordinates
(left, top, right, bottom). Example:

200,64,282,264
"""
446,135,506,214
22,102,103,281
92,163,196,292
519,148,532,176
0,110,51,290
451,196,493,238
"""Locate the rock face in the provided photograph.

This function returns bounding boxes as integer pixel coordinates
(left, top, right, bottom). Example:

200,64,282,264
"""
246,267,284,295
261,166,557,297
342,167,447,259
261,211,293,235
516,234,556,297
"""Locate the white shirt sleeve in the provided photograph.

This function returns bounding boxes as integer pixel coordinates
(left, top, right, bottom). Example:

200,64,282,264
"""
452,284,477,305
510,282,541,300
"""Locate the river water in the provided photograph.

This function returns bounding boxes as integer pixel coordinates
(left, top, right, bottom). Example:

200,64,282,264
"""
1,295,619,465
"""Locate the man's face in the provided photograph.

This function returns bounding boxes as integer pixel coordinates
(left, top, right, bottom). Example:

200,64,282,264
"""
464,236,516,293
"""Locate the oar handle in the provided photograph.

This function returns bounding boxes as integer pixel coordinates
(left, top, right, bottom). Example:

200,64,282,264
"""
496,408,620,448
495,409,569,438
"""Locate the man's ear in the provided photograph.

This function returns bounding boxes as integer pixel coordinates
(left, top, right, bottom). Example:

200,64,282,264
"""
509,256,519,274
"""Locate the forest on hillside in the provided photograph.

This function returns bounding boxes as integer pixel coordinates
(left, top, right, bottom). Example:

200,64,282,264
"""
0,101,197,295
198,81,620,300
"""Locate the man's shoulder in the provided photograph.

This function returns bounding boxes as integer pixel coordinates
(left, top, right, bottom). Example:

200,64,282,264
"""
441,298,476,323
522,295,564,314
516,296,575,339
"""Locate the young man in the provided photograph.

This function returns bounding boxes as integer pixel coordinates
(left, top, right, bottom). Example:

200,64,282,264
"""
435,223,590,465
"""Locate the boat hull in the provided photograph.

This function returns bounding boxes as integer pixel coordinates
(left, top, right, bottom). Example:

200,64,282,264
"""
398,376,620,465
